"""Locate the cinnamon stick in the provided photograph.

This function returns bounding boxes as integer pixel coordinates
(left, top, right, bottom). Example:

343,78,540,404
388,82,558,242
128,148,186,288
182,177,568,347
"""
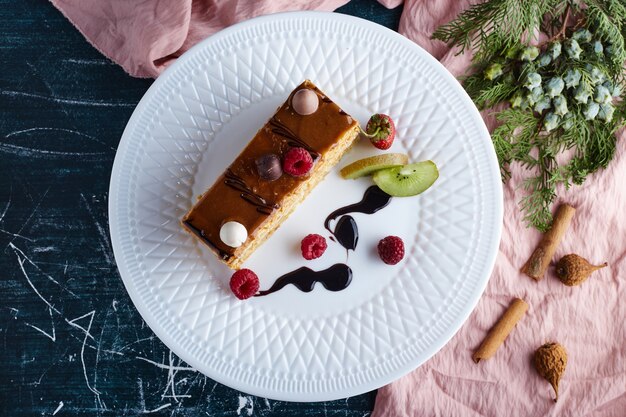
473,298,529,363
521,204,576,280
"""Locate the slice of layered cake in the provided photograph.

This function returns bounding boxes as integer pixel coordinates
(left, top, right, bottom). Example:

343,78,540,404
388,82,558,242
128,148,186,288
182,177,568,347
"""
182,80,360,269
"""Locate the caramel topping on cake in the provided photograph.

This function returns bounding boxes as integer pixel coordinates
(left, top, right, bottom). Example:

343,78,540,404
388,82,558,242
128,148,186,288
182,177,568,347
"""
182,80,358,267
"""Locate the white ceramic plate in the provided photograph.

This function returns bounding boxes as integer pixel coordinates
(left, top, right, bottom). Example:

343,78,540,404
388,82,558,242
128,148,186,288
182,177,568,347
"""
109,12,502,402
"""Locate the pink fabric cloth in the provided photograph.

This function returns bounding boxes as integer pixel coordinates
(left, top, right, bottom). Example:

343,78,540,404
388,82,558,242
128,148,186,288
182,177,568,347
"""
49,0,352,78
50,0,626,414
373,2,626,417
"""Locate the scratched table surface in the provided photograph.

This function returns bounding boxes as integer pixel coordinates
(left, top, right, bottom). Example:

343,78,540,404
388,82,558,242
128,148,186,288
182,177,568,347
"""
0,0,404,415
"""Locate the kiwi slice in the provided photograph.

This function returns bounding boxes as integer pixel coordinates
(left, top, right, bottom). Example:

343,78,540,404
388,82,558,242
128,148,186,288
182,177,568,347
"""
340,153,409,179
372,161,439,197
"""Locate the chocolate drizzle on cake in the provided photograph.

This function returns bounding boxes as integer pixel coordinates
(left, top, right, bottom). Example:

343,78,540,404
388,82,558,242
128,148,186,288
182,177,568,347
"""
313,89,351,119
182,220,233,260
269,116,320,158
224,169,278,215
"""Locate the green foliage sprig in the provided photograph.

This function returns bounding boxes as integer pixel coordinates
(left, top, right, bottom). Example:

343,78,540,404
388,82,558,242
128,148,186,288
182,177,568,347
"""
433,0,626,231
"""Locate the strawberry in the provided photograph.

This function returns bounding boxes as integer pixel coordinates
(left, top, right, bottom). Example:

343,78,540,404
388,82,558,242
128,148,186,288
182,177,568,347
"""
365,114,396,150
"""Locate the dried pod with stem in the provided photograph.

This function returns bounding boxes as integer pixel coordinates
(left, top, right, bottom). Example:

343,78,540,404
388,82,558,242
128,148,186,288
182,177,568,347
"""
555,254,607,286
534,342,568,402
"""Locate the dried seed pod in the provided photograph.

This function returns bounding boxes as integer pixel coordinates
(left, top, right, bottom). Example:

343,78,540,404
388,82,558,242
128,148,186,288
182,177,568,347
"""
534,342,567,402
555,254,607,286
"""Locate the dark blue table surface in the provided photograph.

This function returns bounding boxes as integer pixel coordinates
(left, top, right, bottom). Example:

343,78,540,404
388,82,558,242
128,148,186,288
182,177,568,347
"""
0,0,403,415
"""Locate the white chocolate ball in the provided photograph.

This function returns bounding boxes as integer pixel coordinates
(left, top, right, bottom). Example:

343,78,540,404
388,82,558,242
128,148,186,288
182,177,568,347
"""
292,88,319,115
219,221,248,248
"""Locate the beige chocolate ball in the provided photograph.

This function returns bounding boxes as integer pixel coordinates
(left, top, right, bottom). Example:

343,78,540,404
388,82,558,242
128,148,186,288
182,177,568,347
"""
291,88,319,115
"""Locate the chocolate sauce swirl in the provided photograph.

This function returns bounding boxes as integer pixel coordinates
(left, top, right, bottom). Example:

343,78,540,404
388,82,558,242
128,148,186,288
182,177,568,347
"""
224,169,278,215
324,185,393,232
269,116,320,158
333,215,358,252
257,187,394,297
256,263,353,296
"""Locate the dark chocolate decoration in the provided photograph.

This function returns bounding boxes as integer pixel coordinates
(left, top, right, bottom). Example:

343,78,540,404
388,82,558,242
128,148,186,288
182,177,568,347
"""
224,169,279,215
313,88,345,115
255,153,282,181
337,108,352,123
334,215,358,252
324,185,393,232
269,116,320,158
182,221,232,260
256,263,353,296
257,186,394,297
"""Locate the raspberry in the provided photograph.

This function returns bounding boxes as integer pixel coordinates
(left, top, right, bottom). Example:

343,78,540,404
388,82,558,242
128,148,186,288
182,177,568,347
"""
377,236,405,265
283,147,314,177
229,269,260,300
301,234,327,260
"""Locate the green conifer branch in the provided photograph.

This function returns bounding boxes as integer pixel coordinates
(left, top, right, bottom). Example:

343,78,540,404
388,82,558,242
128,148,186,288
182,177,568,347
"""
434,0,626,230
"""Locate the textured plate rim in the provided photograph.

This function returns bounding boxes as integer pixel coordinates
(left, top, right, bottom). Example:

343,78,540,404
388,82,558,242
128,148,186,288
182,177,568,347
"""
109,11,503,402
